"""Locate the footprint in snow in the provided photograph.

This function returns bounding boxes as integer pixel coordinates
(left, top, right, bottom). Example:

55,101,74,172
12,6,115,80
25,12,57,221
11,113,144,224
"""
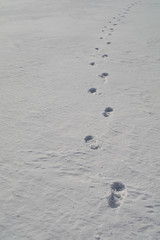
99,72,109,78
103,107,113,117
88,88,97,94
84,135,100,150
108,182,127,208
102,54,108,58
106,41,111,44
95,48,99,50
90,62,95,66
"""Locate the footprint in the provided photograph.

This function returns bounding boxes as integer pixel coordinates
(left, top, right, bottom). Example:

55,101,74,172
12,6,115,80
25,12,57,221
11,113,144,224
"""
102,54,108,58
84,135,93,142
88,88,97,94
108,182,127,208
106,41,111,44
90,62,95,66
103,107,113,117
99,72,109,78
84,135,100,150
102,30,104,32
110,28,114,31
113,24,117,26
100,37,103,39
95,48,99,50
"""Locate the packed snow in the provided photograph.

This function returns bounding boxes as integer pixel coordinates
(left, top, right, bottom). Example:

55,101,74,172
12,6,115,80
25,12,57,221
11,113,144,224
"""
0,0,160,239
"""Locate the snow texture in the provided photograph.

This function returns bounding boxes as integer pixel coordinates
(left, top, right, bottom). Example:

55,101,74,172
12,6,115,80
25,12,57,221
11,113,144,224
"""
0,0,160,239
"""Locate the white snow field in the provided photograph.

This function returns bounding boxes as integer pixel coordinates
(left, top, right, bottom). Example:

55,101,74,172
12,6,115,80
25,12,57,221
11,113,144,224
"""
0,0,160,239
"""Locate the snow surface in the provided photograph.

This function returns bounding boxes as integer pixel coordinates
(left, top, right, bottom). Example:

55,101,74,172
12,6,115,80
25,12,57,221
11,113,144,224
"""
0,0,160,239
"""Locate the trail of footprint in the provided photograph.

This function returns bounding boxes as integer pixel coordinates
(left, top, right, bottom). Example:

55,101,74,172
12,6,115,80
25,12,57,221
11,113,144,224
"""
103,107,113,117
88,88,97,94
108,182,127,208
99,72,109,78
102,54,108,58
84,135,100,150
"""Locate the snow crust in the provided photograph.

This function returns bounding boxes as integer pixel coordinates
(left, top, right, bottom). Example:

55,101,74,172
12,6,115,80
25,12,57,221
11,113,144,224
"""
0,0,160,239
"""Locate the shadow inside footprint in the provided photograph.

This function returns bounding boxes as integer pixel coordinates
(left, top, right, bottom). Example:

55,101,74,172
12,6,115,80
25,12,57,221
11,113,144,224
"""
88,88,97,94
103,107,113,117
102,54,108,58
108,182,127,208
84,135,93,142
111,182,125,191
99,73,109,78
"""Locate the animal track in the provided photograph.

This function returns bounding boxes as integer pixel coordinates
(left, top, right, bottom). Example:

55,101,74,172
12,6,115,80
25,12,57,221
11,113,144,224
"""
99,73,109,78
103,107,113,117
90,62,95,66
108,182,127,208
84,135,93,142
88,88,97,94
102,54,108,58
84,135,100,150
106,41,111,44
95,48,99,50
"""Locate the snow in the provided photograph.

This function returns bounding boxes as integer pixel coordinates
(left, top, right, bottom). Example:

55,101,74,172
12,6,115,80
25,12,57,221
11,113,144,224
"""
0,0,160,239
